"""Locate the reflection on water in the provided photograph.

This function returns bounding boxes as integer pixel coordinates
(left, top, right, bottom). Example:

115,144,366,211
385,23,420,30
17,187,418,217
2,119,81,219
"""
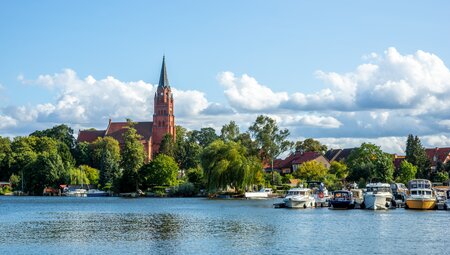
0,197,449,254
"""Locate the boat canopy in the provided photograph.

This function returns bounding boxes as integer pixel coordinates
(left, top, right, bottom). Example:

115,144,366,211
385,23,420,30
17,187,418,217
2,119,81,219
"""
408,179,431,189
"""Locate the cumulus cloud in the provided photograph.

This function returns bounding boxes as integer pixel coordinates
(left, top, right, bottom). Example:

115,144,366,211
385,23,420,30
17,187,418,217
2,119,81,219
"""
218,71,288,111
0,115,17,129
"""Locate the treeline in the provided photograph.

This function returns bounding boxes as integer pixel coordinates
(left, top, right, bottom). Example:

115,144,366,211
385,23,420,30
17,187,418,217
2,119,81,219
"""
0,116,449,195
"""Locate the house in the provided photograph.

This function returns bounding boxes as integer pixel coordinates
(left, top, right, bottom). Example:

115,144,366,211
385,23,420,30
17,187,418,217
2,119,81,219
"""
425,147,450,172
324,148,357,162
265,151,331,174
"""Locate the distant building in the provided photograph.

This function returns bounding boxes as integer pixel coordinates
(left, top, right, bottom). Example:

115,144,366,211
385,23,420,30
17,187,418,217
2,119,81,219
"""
324,148,357,162
265,151,330,174
425,147,450,172
77,57,176,160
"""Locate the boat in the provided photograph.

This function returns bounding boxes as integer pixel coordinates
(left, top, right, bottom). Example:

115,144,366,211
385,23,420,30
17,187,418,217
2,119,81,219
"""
390,183,408,207
66,188,87,197
445,190,450,210
283,188,315,209
405,179,436,210
330,190,355,209
87,189,109,197
245,188,273,199
363,183,393,210
350,189,364,208
308,182,330,207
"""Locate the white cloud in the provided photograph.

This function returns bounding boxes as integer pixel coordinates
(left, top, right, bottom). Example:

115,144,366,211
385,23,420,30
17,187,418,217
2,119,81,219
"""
218,71,288,111
0,115,17,129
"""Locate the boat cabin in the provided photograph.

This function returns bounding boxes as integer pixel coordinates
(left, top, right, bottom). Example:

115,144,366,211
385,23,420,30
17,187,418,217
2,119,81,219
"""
408,179,432,189
332,190,352,199
286,188,310,196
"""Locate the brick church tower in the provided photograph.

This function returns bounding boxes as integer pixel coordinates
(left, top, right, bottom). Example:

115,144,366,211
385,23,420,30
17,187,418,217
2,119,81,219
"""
151,56,176,156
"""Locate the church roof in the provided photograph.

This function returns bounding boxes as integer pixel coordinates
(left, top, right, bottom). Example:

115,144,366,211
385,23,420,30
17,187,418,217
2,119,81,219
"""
77,121,153,144
158,56,170,88
105,121,153,144
77,130,106,143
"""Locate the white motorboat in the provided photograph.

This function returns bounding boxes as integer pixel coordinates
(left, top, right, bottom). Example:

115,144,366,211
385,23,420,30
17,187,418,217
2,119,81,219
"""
87,189,109,197
66,188,87,197
245,188,273,199
363,183,393,210
309,182,330,207
283,188,315,209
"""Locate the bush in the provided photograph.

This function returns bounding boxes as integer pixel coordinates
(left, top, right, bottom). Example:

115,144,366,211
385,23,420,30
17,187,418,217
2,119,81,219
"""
170,182,196,197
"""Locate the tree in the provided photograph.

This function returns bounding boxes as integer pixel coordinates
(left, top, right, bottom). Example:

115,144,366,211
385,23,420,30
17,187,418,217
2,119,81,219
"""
186,166,204,190
141,154,179,187
80,165,100,185
191,127,219,147
120,120,145,192
0,136,12,181
329,161,349,180
295,138,327,155
25,152,67,194
346,143,394,183
293,161,328,181
91,137,121,188
174,126,202,170
405,134,430,178
248,115,293,172
159,133,176,157
220,121,240,142
73,141,92,166
235,132,259,157
30,124,76,150
396,160,417,184
201,140,263,193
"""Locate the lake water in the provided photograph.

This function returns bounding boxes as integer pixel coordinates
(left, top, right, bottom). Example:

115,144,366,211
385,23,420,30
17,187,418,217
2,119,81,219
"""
0,196,448,255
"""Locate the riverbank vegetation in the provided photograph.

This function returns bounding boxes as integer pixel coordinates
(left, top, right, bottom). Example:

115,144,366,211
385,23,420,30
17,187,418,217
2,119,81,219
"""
0,116,449,196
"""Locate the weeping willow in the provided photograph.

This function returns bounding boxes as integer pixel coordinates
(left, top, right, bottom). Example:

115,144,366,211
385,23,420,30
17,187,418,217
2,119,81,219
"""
201,140,262,193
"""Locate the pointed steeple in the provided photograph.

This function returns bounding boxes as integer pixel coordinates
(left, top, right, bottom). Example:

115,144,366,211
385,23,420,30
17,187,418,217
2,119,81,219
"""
158,55,170,88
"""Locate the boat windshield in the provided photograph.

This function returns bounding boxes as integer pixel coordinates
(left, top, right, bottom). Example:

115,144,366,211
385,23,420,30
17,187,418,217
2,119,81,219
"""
411,190,432,196
409,180,431,189
366,187,391,193
333,192,350,199
287,191,306,196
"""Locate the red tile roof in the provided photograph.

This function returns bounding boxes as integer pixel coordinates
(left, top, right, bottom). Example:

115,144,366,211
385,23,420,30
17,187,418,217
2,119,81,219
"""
425,147,450,166
291,151,323,165
77,121,153,144
77,130,105,143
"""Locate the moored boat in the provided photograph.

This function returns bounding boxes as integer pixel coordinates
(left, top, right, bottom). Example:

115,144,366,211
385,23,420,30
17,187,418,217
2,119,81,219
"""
245,188,273,199
405,179,436,210
308,182,330,207
445,190,450,210
66,188,87,197
363,183,393,210
330,190,355,209
283,188,315,209
87,189,109,197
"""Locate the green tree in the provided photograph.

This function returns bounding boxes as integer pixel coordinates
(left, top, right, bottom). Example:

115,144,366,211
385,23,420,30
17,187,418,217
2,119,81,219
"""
120,120,145,192
396,160,417,184
295,138,327,155
159,133,176,157
80,165,100,185
329,161,349,180
30,124,76,149
434,171,449,183
68,167,89,185
347,143,394,183
0,136,13,181
405,134,430,178
201,140,263,193
235,132,259,157
248,115,293,172
141,154,179,187
174,126,202,170
91,137,121,188
293,161,328,181
73,141,92,166
220,121,240,142
25,152,67,194
186,166,204,190
191,127,219,147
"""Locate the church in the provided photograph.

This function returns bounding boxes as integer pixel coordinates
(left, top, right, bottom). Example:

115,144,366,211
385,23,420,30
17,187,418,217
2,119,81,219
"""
77,57,176,160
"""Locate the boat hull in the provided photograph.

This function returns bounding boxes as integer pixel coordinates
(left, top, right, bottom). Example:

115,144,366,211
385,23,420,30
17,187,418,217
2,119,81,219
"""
364,194,390,210
245,192,269,199
284,198,315,208
406,198,436,210
330,200,354,209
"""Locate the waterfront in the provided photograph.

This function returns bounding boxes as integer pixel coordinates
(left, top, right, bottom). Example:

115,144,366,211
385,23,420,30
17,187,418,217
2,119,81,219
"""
0,197,449,254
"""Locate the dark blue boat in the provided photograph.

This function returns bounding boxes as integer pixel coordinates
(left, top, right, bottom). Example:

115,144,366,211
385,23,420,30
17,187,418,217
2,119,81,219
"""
330,190,355,209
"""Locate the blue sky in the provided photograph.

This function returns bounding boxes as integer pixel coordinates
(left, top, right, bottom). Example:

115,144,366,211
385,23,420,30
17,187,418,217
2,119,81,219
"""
1,1,450,153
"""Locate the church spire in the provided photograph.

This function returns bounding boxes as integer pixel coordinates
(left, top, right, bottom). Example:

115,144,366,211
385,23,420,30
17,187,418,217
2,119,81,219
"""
158,55,170,88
